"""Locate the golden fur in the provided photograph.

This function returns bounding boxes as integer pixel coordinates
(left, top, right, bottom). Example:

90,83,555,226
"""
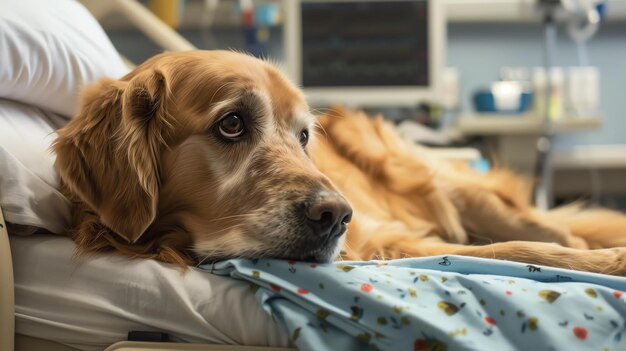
54,50,626,275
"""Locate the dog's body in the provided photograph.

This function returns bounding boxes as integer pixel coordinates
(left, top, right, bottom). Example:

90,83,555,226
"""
54,51,626,275
315,110,626,274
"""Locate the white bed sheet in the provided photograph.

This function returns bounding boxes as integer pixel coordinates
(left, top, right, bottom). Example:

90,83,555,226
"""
10,234,290,351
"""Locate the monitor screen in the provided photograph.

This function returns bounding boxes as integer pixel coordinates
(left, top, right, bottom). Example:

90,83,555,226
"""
300,1,429,88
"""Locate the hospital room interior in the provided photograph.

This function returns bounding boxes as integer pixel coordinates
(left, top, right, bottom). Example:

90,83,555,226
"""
2,0,626,350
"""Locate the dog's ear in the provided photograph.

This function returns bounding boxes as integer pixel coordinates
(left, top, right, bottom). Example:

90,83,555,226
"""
54,70,172,243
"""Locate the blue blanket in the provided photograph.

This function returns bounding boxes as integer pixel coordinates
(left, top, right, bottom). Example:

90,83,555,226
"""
204,255,626,351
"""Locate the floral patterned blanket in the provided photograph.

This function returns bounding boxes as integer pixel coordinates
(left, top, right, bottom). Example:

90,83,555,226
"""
205,255,626,351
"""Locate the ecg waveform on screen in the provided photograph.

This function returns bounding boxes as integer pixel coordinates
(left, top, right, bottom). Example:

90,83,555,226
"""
301,1,429,87
305,64,426,77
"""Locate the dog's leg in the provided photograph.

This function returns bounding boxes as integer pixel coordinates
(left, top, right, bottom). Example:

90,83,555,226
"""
447,170,626,249
546,205,626,249
444,180,589,249
320,111,467,244
380,153,467,244
356,232,626,276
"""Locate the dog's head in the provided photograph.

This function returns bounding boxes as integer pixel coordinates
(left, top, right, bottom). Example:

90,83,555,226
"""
54,51,352,264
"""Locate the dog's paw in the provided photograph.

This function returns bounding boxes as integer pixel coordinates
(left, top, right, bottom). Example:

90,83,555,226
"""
604,248,626,276
580,247,626,276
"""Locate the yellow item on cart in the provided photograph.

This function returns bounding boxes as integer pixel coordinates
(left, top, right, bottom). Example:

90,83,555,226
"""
149,0,182,28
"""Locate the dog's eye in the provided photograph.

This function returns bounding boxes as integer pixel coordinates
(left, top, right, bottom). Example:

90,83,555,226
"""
219,113,245,139
299,129,309,147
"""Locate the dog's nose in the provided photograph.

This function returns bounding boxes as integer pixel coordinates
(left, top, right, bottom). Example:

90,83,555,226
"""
305,191,353,239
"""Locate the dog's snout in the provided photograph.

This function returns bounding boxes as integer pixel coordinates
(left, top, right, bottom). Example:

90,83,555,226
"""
305,191,353,239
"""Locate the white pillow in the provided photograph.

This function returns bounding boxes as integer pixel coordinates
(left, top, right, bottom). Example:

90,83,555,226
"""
0,0,129,118
0,99,72,235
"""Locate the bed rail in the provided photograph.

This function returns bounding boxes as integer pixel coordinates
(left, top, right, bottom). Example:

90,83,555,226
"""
0,204,15,351
79,0,196,52
105,341,297,351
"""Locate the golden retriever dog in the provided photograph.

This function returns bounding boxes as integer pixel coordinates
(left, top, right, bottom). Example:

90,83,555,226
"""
53,50,626,275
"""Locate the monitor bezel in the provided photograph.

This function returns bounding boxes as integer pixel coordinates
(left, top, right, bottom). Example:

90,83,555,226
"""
284,0,446,107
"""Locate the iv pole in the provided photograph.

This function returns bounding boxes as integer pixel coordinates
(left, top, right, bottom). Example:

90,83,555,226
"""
534,0,602,210
534,0,560,210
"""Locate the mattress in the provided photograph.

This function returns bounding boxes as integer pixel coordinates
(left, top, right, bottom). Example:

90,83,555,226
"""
10,234,291,351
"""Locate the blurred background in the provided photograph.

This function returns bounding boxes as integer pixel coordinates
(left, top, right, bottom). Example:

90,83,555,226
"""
82,0,626,210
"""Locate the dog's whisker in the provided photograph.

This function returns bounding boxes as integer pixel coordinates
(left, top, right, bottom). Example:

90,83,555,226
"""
195,254,212,267
341,241,357,260
208,213,257,223
309,107,346,120
207,223,246,236
209,81,237,107
313,121,329,139
467,232,495,246
309,107,336,114
309,107,347,120
194,231,252,265
312,131,327,141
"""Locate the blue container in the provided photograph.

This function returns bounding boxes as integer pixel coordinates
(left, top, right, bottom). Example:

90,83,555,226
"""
473,91,533,114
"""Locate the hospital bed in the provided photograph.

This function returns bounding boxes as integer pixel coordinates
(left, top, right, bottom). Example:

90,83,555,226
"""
1,206,297,351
